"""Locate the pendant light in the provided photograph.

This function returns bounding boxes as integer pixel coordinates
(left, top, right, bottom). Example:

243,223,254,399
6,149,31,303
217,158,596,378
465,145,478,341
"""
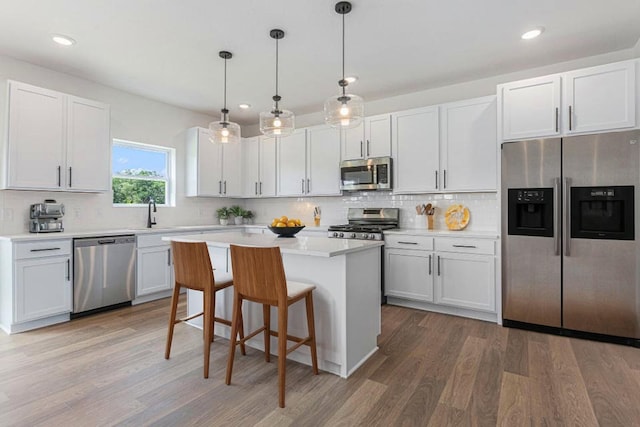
324,1,364,129
209,51,241,144
260,29,295,138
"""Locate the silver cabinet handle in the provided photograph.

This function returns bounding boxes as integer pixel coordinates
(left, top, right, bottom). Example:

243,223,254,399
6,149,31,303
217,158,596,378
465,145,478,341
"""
398,241,418,245
428,254,432,275
223,180,227,195
435,170,438,189
366,140,370,157
569,105,573,131
437,255,441,276
68,167,72,187
555,107,559,132
66,259,70,281
255,182,258,195
564,177,571,256
259,181,262,195
218,181,222,194
167,248,171,266
554,177,561,256
301,178,305,193
443,169,447,189
30,247,61,252
57,166,61,187
452,244,477,248
306,178,310,194
360,141,363,157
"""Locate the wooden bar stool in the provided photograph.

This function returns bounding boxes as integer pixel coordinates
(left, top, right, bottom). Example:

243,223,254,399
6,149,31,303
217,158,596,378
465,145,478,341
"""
165,240,245,378
226,244,319,408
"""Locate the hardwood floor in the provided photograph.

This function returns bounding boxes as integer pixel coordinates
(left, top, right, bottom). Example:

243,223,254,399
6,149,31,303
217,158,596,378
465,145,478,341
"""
1,297,639,426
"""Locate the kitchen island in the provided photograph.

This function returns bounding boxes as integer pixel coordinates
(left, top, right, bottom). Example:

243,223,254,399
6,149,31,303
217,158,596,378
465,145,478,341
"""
162,232,383,378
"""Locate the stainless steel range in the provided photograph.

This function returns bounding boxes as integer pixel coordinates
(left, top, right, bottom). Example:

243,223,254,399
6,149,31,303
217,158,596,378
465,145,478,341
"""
328,208,399,240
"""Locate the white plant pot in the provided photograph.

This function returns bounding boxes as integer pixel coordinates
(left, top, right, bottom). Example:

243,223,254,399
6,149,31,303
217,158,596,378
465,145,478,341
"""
219,218,229,226
234,217,243,225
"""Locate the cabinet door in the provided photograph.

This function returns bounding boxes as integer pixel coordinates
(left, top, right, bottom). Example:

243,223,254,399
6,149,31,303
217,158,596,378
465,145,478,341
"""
222,142,242,197
66,96,111,191
501,75,561,140
259,137,278,197
385,249,433,301
341,122,365,160
434,252,495,312
15,257,71,322
7,82,65,190
440,96,497,191
307,125,341,196
277,129,307,196
242,137,260,197
136,247,172,296
198,128,223,196
392,106,440,193
365,114,392,158
564,61,636,134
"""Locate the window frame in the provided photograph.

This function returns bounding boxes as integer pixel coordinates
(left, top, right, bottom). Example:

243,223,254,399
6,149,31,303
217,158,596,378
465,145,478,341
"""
111,138,176,207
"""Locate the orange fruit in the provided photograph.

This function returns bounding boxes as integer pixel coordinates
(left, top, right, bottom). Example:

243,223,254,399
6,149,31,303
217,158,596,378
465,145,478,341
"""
279,216,288,223
287,220,296,227
276,222,287,227
271,219,279,226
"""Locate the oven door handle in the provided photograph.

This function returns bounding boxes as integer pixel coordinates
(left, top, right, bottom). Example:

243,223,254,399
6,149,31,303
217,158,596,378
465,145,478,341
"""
564,177,571,257
554,177,561,256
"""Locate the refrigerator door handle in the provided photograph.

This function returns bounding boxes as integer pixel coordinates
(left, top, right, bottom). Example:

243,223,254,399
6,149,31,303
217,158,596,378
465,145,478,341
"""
554,177,561,256
564,177,571,257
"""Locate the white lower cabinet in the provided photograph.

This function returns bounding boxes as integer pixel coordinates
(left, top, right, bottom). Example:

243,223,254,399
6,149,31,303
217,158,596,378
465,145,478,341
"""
136,246,172,296
385,234,497,321
0,239,73,334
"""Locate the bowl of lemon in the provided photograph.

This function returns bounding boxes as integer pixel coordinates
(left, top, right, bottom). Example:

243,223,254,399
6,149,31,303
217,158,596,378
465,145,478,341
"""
268,216,305,237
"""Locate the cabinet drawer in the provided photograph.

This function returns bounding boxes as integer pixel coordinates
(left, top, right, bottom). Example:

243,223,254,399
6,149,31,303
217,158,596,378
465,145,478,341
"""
384,234,434,250
15,240,72,259
435,238,494,255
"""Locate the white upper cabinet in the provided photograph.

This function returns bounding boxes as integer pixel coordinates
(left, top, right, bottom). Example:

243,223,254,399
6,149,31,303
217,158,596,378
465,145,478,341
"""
241,136,277,197
341,114,392,160
440,96,497,192
392,106,440,194
499,60,637,141
185,127,240,197
306,125,341,196
5,81,110,192
276,126,342,197
564,61,636,134
277,129,307,196
499,75,561,141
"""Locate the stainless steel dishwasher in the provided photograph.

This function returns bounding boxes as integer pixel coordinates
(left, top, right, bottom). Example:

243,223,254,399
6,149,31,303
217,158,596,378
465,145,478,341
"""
73,235,136,316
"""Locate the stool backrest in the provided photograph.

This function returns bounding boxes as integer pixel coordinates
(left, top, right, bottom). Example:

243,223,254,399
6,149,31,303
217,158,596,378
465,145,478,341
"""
171,241,214,291
229,245,287,305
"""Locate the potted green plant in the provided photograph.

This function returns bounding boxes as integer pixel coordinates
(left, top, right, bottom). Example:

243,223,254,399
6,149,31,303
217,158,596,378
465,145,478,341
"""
243,210,254,224
228,205,245,225
216,207,230,226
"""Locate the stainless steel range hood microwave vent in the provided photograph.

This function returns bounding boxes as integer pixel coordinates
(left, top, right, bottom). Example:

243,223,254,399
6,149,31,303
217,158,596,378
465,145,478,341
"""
340,157,392,191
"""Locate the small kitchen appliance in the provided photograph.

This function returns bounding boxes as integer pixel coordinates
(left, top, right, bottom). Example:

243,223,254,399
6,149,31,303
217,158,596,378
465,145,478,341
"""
29,199,65,233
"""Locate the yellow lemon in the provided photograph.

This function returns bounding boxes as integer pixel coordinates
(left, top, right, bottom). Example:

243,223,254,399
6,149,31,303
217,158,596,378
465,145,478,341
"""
276,222,287,227
279,216,288,223
287,220,296,227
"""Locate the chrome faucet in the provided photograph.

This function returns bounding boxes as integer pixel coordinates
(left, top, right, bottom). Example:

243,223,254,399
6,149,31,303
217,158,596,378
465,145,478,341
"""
147,198,157,228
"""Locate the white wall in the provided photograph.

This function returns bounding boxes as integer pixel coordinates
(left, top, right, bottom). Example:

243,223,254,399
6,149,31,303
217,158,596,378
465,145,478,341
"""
0,54,237,235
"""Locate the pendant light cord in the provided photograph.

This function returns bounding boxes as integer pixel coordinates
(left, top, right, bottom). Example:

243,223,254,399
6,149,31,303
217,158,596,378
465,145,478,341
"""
275,36,279,109
342,12,346,97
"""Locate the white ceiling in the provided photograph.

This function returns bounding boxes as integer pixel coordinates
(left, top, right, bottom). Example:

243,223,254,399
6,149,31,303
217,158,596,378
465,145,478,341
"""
1,0,639,126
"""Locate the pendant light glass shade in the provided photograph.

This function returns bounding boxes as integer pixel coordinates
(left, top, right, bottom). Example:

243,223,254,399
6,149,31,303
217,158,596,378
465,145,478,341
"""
325,1,364,129
260,29,295,139
209,51,241,144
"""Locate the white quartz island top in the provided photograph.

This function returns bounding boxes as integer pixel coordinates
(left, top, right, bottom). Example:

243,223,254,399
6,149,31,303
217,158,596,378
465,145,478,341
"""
162,231,384,257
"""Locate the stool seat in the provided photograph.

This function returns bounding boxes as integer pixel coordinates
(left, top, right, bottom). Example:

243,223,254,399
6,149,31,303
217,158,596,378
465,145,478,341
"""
287,281,316,300
214,272,234,288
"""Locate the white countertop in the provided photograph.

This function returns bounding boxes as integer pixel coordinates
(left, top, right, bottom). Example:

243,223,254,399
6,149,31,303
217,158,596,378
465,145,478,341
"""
163,231,384,258
385,228,499,239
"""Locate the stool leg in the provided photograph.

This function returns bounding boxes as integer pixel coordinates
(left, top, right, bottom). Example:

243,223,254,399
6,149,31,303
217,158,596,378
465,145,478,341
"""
203,287,214,379
211,290,216,343
278,305,288,408
305,293,319,375
165,284,181,360
263,304,271,362
238,303,247,356
226,293,242,385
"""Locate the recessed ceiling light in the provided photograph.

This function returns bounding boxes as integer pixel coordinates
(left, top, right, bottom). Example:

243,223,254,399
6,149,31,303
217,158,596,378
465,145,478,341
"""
238,103,251,109
52,34,76,46
521,27,544,40
345,76,358,83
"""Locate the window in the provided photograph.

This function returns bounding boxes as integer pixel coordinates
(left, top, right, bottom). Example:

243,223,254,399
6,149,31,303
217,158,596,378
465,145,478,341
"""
112,139,175,206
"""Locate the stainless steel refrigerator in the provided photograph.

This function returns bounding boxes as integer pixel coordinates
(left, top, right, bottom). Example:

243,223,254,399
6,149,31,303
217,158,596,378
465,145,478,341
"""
502,129,640,343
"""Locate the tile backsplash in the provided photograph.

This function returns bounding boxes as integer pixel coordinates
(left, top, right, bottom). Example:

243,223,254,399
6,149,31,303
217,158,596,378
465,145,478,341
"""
246,191,498,231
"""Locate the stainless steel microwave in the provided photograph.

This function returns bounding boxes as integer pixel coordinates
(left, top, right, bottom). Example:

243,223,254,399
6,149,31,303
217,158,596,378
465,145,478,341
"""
340,157,392,191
